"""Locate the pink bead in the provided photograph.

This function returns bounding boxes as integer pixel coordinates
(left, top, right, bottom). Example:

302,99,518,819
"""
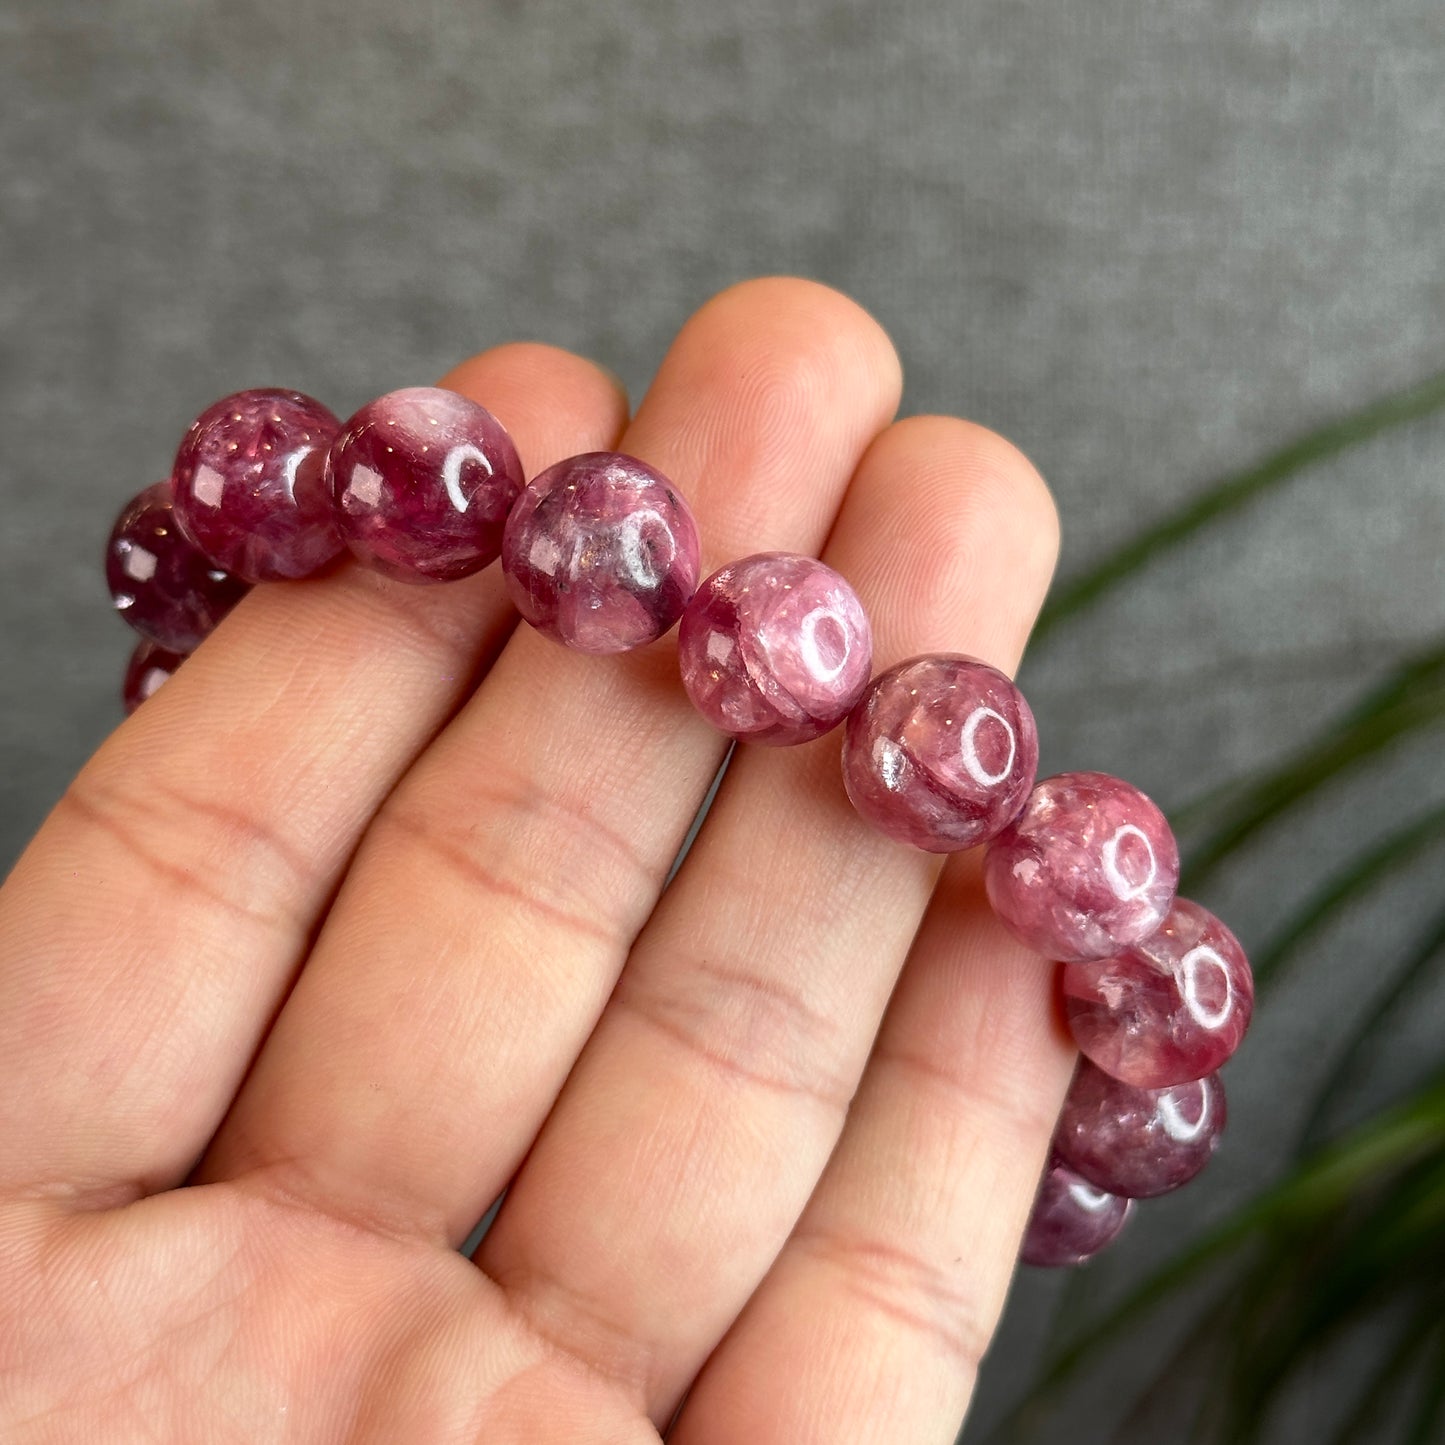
983,771,1180,963
1053,1061,1226,1199
106,482,249,652
1063,898,1254,1088
1020,1153,1134,1268
677,552,873,745
171,389,343,582
502,452,701,653
326,387,525,584
841,654,1039,852
122,640,187,714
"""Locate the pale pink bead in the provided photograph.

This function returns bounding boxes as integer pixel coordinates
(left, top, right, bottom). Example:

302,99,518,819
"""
1054,1061,1226,1199
983,771,1180,963
841,655,1039,852
1020,1153,1134,1268
1063,898,1254,1088
678,552,873,745
502,452,701,653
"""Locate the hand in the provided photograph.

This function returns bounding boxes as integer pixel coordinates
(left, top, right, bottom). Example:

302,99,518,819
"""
0,278,1069,1444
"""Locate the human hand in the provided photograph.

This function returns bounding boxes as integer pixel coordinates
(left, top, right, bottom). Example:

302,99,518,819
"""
0,278,1070,1444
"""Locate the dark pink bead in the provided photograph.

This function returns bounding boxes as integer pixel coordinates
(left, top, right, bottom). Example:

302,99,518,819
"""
326,387,525,584
841,654,1039,852
1063,898,1254,1088
122,640,188,714
1053,1060,1226,1199
172,389,343,582
983,771,1180,963
1019,1153,1134,1267
677,552,873,745
502,452,701,653
106,482,249,652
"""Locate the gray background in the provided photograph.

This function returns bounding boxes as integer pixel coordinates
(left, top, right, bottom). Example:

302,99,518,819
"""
3,1,1444,1439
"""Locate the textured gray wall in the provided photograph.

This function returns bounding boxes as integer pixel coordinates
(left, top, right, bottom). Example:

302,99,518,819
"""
3,1,1444,1439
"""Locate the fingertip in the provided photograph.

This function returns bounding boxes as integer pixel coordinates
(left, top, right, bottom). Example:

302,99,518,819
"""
437,342,631,476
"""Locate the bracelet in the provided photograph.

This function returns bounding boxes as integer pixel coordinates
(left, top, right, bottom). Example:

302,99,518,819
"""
104,384,1255,1269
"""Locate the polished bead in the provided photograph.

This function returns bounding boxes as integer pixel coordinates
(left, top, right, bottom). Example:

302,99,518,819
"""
841,654,1039,852
984,771,1180,963
1020,1153,1134,1267
1063,898,1253,1088
172,389,343,582
106,482,249,651
677,552,872,745
502,452,701,653
122,640,187,714
326,387,525,583
1053,1060,1226,1199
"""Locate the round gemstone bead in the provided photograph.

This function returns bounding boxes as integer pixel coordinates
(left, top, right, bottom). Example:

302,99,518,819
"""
501,452,701,653
841,654,1039,852
326,387,526,583
171,389,343,582
1063,898,1254,1088
122,640,187,714
1020,1153,1134,1268
983,771,1180,963
106,482,249,652
1053,1060,1226,1199
677,552,873,745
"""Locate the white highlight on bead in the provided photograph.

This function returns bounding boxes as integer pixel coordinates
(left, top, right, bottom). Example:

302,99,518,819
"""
1180,944,1233,1030
1103,823,1157,902
874,736,907,791
798,605,849,682
960,705,1016,788
192,465,226,509
141,667,169,700
1067,1179,1113,1212
616,509,671,587
526,533,564,577
346,465,384,509
442,443,492,514
280,448,308,502
122,544,157,584
1158,1081,1210,1142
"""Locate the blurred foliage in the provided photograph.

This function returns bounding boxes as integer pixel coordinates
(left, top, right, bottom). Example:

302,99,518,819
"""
985,372,1445,1444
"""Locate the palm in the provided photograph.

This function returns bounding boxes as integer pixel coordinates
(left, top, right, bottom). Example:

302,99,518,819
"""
1,279,1071,1444
11,1189,653,1441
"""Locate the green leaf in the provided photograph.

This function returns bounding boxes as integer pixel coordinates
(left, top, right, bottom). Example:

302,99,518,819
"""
1178,642,1445,890
1298,904,1445,1156
1032,370,1445,642
1250,801,1445,993
1402,1330,1445,1445
990,1073,1445,1439
1325,1304,1444,1445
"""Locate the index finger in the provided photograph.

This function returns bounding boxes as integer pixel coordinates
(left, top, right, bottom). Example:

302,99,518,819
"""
0,342,627,1207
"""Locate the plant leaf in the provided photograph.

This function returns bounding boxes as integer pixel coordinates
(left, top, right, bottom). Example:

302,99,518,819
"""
1249,801,1445,993
1325,1303,1445,1445
1179,647,1445,890
1298,904,1445,1157
1032,371,1445,642
988,1072,1445,1440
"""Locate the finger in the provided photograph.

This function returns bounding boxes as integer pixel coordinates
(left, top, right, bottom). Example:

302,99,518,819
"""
669,867,1074,1445
197,279,904,1246
476,416,1061,1421
0,344,627,1206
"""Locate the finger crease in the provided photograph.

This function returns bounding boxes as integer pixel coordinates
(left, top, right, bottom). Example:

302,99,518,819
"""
790,1224,992,1377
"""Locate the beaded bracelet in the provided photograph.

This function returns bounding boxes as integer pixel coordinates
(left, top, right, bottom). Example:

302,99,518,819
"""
105,385,1255,1270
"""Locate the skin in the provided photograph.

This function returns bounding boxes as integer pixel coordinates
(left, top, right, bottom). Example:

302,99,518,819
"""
0,278,1073,1444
